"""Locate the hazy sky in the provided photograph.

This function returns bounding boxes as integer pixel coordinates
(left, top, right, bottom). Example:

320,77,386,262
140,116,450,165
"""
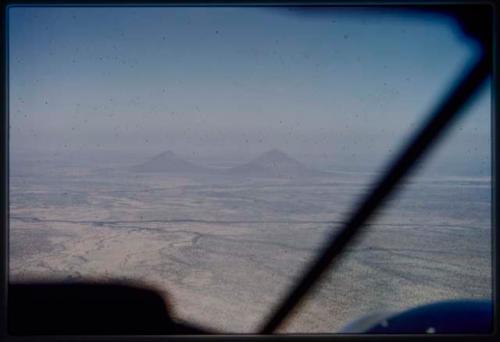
8,7,490,174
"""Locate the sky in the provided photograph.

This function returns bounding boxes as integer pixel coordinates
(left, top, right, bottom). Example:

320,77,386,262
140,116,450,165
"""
8,7,491,175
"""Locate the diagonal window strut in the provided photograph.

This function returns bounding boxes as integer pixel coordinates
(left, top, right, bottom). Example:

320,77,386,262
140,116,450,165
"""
259,50,491,334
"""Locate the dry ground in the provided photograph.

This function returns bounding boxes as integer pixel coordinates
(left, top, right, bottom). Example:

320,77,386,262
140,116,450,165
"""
9,164,491,333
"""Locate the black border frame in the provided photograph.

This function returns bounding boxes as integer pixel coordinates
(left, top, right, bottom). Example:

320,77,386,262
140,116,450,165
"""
0,1,497,341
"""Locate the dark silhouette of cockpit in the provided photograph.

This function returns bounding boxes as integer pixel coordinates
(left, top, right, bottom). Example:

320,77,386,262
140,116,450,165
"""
8,282,210,334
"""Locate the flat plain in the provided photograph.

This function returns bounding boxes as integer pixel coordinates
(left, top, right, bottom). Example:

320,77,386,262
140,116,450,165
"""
9,156,491,333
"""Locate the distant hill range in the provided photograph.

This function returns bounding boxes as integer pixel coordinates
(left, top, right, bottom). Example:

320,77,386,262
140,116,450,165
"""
225,149,323,178
131,150,208,173
132,149,327,178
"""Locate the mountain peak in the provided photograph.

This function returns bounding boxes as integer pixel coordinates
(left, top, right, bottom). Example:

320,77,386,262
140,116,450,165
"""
257,149,294,162
153,150,178,159
227,149,318,177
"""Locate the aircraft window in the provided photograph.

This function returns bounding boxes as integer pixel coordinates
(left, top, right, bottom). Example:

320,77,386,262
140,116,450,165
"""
8,6,492,333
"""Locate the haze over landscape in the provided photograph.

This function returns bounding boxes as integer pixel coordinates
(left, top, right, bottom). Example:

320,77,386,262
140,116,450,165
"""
8,7,491,333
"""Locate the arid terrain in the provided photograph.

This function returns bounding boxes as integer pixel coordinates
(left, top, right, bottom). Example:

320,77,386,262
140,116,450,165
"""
9,151,491,333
